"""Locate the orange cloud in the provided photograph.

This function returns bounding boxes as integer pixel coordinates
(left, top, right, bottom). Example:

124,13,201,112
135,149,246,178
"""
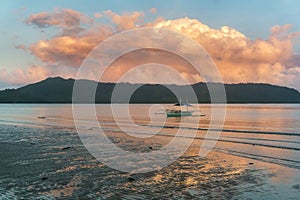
100,49,203,84
103,10,144,30
29,26,113,67
16,11,300,90
26,10,145,68
151,18,300,87
94,12,102,18
150,8,157,14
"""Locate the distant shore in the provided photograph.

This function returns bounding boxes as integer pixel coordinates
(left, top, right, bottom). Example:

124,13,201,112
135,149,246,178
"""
1,77,300,103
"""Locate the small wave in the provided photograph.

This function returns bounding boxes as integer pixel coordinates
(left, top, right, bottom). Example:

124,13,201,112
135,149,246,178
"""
147,124,300,136
96,126,300,151
214,147,300,169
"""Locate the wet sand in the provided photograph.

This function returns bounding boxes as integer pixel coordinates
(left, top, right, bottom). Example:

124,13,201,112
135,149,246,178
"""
0,123,299,199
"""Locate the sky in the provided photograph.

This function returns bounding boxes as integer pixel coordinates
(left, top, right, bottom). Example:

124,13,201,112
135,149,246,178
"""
0,0,300,90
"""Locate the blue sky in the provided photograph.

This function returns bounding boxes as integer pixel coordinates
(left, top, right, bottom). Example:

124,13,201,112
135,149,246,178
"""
3,0,298,38
0,0,300,89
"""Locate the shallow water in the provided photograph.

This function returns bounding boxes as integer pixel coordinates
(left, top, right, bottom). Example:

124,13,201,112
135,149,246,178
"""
0,104,299,199
0,104,299,168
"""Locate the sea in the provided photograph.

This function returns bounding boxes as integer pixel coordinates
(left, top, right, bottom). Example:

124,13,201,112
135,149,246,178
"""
0,104,299,169
0,104,299,199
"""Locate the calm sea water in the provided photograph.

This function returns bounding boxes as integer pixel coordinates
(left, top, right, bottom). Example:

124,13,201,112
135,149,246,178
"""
0,104,299,169
1,104,300,199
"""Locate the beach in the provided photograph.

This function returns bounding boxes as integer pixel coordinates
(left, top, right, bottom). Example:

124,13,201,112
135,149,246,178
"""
0,119,299,199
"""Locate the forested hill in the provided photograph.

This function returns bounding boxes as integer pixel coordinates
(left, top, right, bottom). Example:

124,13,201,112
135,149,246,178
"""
0,77,299,103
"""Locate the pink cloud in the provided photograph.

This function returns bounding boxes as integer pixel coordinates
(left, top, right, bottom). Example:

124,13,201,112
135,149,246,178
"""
0,65,80,87
150,8,157,14
103,10,144,30
0,66,49,85
14,44,27,51
151,18,300,87
28,26,114,67
7,10,300,90
25,8,93,28
94,12,102,18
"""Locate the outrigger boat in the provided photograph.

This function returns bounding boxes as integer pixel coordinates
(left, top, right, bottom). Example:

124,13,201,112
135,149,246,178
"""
166,109,193,117
155,99,205,117
165,101,193,117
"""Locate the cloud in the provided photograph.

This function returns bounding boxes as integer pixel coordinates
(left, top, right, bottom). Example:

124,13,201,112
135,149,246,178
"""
25,10,145,68
103,10,144,30
14,44,27,51
94,12,102,18
9,10,300,90
151,17,300,87
100,48,203,84
0,66,49,85
25,8,93,29
150,8,157,14
0,65,79,87
287,53,300,68
28,25,114,67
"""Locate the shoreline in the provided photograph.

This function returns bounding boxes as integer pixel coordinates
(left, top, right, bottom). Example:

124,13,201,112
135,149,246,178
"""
0,123,299,199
